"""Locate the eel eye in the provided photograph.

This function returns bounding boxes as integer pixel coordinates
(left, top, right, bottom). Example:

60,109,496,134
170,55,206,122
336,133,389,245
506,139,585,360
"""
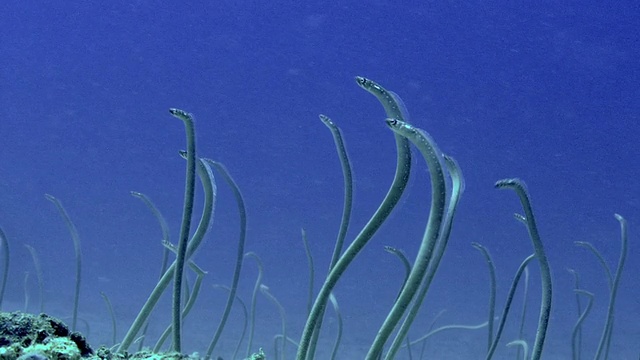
388,118,399,126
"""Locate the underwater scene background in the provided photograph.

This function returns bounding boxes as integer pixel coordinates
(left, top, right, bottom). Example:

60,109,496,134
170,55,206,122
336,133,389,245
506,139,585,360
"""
1,1,639,359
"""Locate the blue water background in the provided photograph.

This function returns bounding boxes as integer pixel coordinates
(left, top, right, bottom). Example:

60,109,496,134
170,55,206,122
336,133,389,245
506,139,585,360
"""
1,1,638,358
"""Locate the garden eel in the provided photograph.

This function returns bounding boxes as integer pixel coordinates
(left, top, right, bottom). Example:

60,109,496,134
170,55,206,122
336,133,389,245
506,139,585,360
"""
129,191,172,350
211,284,249,360
319,114,353,270
594,214,627,360
495,179,552,360
367,117,447,360
517,266,530,360
385,154,464,359
567,268,582,360
301,228,314,316
24,244,44,313
261,285,287,360
244,251,264,357
45,194,82,332
408,320,490,346
486,253,536,360
0,227,8,310
118,156,216,352
153,260,207,352
355,77,410,123
204,160,248,360
572,289,594,360
471,242,497,353
168,108,198,352
297,77,412,360
328,293,343,360
130,191,172,279
384,246,411,299
100,292,117,345
574,241,613,289
305,114,353,358
507,340,529,360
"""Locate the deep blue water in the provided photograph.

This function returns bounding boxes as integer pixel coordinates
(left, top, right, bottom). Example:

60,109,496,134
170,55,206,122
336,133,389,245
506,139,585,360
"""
1,1,638,359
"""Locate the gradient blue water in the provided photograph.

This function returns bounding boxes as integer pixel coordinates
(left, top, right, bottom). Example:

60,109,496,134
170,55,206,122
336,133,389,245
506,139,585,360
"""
1,1,638,359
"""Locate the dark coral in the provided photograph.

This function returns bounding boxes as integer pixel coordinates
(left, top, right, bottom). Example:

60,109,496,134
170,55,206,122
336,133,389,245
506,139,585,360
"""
0,311,94,358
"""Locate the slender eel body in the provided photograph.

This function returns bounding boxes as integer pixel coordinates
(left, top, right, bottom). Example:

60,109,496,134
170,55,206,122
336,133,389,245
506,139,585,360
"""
0,228,9,310
204,160,249,360
319,114,353,270
486,254,536,360
297,77,412,360
385,154,464,359
168,108,198,352
118,158,216,352
594,214,628,360
495,179,552,360
367,118,447,360
45,194,82,331
304,114,354,358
